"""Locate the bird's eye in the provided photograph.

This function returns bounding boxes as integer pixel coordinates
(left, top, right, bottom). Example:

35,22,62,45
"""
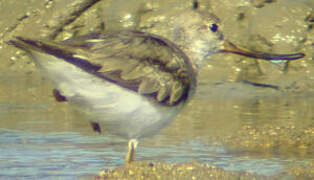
209,23,218,32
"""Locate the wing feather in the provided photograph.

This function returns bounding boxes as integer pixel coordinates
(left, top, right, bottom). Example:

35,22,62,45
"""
46,31,196,105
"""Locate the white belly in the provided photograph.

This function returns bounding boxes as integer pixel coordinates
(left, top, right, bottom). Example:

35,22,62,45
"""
32,51,183,139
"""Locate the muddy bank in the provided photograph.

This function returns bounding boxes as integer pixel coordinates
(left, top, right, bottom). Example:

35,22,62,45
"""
92,161,313,179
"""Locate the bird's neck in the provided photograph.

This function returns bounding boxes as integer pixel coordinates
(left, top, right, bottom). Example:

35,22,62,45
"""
179,36,223,74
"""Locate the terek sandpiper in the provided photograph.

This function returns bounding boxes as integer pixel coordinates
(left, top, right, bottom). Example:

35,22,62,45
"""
8,9,304,163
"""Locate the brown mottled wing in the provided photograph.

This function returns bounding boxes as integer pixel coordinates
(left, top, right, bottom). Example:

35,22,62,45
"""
10,31,196,105
65,31,196,105
62,31,197,105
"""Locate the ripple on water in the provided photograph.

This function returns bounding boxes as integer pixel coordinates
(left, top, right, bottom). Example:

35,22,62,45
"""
0,129,122,179
0,128,310,179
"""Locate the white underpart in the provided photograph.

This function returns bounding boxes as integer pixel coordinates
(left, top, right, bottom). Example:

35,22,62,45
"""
31,51,182,139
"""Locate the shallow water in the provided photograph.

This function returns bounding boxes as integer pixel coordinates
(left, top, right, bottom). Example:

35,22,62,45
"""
0,129,301,179
0,74,313,179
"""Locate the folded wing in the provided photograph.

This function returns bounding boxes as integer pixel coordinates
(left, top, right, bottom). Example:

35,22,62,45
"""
12,31,197,106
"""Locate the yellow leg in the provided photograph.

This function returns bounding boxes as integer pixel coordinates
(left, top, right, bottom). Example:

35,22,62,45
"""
125,139,138,164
